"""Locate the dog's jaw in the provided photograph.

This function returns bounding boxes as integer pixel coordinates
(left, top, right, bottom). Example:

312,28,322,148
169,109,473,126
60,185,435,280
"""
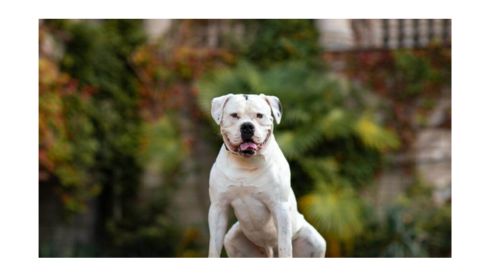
222,129,272,158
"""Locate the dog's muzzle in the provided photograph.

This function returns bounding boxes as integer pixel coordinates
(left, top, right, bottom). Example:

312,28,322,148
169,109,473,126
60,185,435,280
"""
222,126,271,158
238,122,257,156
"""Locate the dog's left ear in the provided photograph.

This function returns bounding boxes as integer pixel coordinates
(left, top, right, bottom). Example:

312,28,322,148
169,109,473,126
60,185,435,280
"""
261,94,282,124
211,94,233,125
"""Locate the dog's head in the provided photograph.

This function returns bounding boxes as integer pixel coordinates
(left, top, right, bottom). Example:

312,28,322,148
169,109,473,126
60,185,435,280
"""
211,93,282,158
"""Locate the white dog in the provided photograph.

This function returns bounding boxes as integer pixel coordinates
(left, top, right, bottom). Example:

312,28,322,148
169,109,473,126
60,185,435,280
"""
208,93,326,257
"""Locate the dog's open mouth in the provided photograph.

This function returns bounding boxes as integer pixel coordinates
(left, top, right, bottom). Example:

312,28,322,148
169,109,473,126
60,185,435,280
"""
238,141,258,156
222,130,271,158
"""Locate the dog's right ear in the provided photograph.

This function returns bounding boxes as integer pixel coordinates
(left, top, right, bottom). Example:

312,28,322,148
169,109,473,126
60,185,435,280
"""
211,94,233,125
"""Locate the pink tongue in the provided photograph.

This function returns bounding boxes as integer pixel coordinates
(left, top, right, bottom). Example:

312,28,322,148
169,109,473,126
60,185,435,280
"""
240,142,258,151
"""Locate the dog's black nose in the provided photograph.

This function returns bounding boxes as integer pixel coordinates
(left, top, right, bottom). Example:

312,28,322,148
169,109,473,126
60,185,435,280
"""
240,122,255,140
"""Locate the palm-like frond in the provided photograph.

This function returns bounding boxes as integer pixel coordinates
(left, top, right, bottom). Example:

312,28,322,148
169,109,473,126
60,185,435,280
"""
276,122,324,159
299,188,365,244
354,114,400,152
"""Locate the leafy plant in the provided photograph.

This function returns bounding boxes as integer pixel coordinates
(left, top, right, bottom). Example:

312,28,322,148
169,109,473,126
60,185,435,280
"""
354,177,451,257
40,19,158,256
39,56,100,213
243,19,322,68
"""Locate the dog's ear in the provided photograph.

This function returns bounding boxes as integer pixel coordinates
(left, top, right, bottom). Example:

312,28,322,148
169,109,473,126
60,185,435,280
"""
261,94,282,124
211,94,233,125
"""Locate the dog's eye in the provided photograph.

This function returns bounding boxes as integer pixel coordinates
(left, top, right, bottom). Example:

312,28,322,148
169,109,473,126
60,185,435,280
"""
230,113,239,119
256,113,263,119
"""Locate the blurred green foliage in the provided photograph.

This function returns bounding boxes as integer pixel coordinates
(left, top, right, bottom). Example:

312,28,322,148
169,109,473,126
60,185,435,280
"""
139,117,187,175
55,20,149,255
341,45,451,147
394,48,450,98
355,178,451,257
39,57,100,213
40,20,186,256
47,20,146,219
40,19,451,257
243,19,322,68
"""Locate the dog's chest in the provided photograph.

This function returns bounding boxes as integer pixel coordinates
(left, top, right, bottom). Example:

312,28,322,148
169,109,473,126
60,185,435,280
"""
228,185,276,235
212,160,287,206
225,181,270,202
230,189,270,218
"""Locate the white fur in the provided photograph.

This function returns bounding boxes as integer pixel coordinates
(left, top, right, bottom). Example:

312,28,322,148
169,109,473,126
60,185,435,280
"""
211,94,234,125
208,94,326,257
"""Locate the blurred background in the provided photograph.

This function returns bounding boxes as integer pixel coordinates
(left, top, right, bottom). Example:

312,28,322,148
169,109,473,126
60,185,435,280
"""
39,19,451,257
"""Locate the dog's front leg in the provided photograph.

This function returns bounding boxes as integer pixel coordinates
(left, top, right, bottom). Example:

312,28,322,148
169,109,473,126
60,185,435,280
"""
273,202,292,257
208,202,229,257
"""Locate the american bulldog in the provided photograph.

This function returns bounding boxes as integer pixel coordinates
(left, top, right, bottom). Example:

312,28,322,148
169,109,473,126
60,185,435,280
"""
208,93,326,258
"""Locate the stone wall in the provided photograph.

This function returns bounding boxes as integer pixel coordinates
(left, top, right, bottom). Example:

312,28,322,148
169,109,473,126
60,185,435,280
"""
370,93,451,206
